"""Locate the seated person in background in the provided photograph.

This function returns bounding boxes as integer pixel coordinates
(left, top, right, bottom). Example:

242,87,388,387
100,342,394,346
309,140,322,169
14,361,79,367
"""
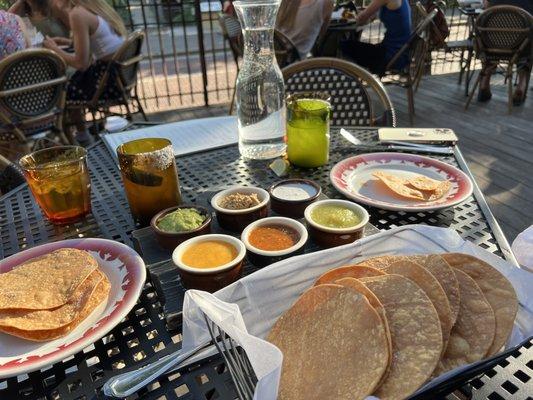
477,0,532,105
276,0,335,60
9,0,70,39
222,0,235,16
340,0,412,75
43,0,127,146
0,10,30,61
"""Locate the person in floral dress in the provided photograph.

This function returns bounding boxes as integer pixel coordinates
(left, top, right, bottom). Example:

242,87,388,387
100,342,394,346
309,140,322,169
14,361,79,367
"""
0,10,30,61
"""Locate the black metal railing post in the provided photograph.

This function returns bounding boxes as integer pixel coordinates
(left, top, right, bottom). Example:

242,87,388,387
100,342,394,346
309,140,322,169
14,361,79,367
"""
193,0,210,106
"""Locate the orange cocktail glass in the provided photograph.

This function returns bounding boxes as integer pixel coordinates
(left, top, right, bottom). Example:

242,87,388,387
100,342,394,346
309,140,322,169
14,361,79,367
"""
19,146,91,224
117,138,182,226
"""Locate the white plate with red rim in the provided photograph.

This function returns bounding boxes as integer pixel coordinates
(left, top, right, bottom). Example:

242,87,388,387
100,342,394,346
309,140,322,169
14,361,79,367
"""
0,238,146,379
330,152,474,212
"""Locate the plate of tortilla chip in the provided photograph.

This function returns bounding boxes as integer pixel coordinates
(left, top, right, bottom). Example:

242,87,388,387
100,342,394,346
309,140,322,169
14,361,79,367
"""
330,153,473,211
0,238,146,378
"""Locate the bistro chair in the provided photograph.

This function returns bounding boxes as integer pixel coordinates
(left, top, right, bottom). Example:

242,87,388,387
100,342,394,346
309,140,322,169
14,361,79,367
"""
282,57,396,127
465,5,532,113
445,37,475,96
219,14,300,114
218,13,244,65
381,7,438,126
69,30,147,133
274,30,301,68
0,154,25,195
444,5,477,96
0,48,68,156
219,13,243,114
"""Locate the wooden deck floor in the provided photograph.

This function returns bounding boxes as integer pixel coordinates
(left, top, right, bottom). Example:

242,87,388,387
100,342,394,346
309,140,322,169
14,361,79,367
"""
147,71,532,243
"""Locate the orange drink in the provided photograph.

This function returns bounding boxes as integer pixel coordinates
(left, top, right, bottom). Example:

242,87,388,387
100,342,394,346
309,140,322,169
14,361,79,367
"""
117,138,181,226
19,146,91,224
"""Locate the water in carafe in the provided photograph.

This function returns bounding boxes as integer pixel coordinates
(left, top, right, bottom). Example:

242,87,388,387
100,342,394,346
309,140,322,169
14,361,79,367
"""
234,1,286,160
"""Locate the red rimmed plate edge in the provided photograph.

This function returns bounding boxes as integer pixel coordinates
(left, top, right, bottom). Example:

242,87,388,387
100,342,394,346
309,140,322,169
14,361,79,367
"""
0,238,146,378
330,152,474,211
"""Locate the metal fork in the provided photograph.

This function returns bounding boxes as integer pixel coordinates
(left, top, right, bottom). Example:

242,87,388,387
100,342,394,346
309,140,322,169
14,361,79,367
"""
103,312,257,399
204,314,258,400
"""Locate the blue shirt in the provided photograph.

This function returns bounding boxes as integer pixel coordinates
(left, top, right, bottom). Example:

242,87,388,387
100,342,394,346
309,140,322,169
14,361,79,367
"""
380,0,412,69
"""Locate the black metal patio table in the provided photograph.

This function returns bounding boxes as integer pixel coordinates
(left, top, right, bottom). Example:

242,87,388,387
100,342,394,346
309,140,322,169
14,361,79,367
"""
0,126,530,400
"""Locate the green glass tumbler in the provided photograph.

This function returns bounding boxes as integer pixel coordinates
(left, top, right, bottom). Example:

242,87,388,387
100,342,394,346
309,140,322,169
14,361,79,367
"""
286,92,332,168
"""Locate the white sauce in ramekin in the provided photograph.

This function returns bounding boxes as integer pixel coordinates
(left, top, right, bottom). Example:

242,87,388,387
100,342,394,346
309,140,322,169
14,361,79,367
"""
272,182,318,201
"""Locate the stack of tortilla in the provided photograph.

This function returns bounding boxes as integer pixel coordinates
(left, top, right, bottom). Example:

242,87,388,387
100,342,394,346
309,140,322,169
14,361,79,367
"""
0,248,110,342
267,253,518,400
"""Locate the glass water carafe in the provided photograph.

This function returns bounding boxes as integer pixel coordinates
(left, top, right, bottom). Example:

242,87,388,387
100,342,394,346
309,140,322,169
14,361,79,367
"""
234,0,286,160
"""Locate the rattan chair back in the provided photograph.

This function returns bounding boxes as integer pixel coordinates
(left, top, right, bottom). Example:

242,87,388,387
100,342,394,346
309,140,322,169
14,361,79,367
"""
475,5,532,61
283,58,396,127
218,15,299,68
90,30,145,106
274,30,300,68
386,7,437,77
0,49,67,143
115,30,145,93
218,13,243,62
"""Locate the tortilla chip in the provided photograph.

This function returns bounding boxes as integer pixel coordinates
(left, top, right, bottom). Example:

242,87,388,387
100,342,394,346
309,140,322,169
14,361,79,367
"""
0,248,98,310
360,275,443,400
373,171,425,200
373,171,451,202
314,265,385,286
0,273,110,342
357,255,399,270
424,181,451,201
335,278,393,387
381,261,452,352
403,254,460,325
407,175,443,191
267,284,389,400
441,253,518,355
435,269,496,375
0,270,103,331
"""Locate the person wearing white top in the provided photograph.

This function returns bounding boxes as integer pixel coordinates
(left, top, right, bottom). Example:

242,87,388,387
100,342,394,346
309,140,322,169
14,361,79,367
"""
43,0,127,146
276,0,335,60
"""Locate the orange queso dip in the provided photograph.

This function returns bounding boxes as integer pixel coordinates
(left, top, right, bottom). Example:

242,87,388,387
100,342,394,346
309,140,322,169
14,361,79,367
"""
181,241,238,269
248,224,299,252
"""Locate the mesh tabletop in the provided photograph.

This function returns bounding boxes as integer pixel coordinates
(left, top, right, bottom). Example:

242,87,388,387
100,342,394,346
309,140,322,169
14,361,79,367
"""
0,127,525,400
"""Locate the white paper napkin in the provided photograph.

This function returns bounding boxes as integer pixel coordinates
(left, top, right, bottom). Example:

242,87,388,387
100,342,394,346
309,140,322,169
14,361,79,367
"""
512,225,533,272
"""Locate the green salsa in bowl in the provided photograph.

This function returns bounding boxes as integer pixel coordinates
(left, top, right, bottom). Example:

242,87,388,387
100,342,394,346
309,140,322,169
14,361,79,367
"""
157,208,206,233
151,205,212,250
304,199,369,248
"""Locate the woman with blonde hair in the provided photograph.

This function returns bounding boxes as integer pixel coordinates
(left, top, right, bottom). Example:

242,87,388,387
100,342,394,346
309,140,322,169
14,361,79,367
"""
43,0,127,145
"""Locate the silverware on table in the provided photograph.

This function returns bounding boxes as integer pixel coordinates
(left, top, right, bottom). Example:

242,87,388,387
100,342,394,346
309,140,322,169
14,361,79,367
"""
103,312,257,399
103,342,218,398
338,128,454,155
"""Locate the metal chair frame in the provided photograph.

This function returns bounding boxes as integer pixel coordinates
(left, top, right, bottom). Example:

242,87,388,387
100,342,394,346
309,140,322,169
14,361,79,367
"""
282,57,397,127
381,6,438,126
0,48,69,154
465,5,532,113
0,154,25,195
67,30,147,134
219,13,244,114
273,30,301,69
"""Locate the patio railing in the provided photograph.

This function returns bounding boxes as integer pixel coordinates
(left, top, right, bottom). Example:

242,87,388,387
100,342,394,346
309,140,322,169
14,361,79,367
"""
2,0,475,113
